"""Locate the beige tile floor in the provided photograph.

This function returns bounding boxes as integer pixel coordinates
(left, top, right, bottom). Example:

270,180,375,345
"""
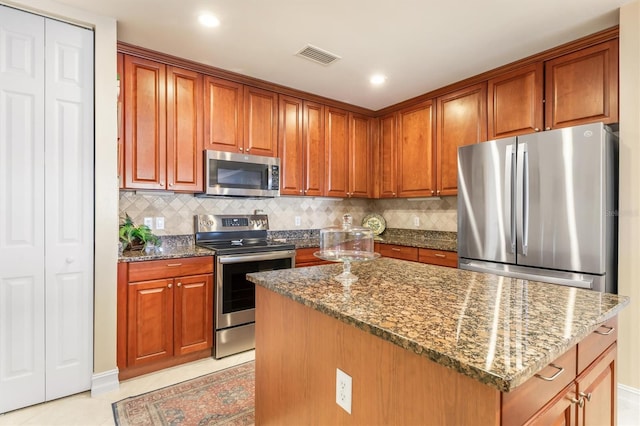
1,348,638,425
0,351,255,426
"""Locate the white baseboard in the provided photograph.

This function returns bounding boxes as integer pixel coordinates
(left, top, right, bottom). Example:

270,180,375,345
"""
91,368,119,396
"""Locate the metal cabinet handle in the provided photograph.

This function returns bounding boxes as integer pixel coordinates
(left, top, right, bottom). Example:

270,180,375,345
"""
535,363,564,381
545,127,551,130
169,183,173,187
177,282,182,287
168,283,172,288
166,263,182,267
246,148,250,152
594,325,614,335
434,253,446,258
392,192,396,196
534,127,540,132
391,248,401,252
239,147,243,151
299,190,303,193
579,391,592,401
570,397,585,408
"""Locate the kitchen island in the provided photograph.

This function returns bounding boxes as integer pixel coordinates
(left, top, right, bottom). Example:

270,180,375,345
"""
247,258,629,425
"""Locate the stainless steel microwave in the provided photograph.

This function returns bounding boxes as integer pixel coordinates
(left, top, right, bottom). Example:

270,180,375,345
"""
203,150,280,197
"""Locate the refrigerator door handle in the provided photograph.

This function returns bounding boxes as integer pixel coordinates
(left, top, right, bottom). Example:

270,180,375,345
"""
505,144,516,254
516,143,529,256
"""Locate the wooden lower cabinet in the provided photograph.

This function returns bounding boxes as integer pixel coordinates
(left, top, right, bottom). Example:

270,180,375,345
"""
295,247,332,267
118,256,214,379
375,243,418,261
375,243,457,267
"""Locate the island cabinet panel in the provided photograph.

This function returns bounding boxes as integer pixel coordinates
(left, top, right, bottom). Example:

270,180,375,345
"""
378,113,398,198
544,39,618,130
487,63,544,139
203,76,244,153
255,286,502,426
435,82,487,196
123,55,166,190
397,100,436,197
324,107,350,197
278,97,325,196
418,248,458,268
118,257,214,380
575,344,617,426
577,317,617,373
243,86,278,156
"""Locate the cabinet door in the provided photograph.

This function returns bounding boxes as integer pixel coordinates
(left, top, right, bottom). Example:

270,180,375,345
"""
349,113,371,198
127,278,174,366
545,39,618,130
525,384,577,426
278,95,304,195
244,86,278,156
379,113,397,198
303,101,325,196
174,274,213,356
436,83,487,196
166,66,203,192
576,344,617,426
123,55,166,189
397,100,436,197
487,63,543,138
324,107,350,197
203,76,243,153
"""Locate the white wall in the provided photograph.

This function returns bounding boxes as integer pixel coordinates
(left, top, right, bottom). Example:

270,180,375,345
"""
1,0,119,379
618,1,640,390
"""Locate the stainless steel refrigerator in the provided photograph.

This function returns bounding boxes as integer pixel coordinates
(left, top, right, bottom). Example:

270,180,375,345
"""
457,122,618,293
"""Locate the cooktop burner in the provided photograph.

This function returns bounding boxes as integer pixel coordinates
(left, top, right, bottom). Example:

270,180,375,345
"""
194,214,295,255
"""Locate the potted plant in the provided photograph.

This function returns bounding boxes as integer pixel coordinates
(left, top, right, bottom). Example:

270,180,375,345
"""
119,213,161,252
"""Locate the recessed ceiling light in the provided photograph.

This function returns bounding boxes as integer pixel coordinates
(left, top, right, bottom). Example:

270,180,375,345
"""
370,74,387,85
198,13,220,28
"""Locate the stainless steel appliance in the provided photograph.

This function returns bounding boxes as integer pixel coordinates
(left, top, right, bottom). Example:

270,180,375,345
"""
194,214,295,358
202,150,281,197
457,122,618,293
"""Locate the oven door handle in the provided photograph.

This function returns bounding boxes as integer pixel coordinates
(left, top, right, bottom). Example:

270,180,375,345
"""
217,250,296,264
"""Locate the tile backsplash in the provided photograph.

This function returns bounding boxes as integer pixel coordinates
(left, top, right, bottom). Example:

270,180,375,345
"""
118,192,457,235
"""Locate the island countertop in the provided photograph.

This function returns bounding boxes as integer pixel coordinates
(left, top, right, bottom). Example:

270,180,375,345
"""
247,257,629,392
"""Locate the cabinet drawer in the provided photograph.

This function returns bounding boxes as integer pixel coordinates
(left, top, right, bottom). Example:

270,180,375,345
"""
418,248,458,267
502,345,577,426
577,316,617,374
128,256,213,282
378,244,418,261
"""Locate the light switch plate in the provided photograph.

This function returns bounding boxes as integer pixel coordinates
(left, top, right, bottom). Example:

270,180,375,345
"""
143,217,153,229
155,217,165,230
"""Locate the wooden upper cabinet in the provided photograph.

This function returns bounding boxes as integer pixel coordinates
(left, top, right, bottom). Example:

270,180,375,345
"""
123,55,166,190
349,113,372,198
324,107,350,197
204,76,244,153
487,63,544,138
436,82,487,196
244,86,278,156
166,66,203,192
545,39,619,130
378,113,397,198
278,95,304,195
278,97,325,196
397,100,436,197
303,101,325,196
117,53,124,189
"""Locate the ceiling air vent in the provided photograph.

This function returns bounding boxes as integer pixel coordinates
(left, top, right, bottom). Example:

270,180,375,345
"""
295,44,341,66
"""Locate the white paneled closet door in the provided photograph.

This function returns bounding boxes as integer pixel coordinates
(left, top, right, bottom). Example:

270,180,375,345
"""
0,5,94,413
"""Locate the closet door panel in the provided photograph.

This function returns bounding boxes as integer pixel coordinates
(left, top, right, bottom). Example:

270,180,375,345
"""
43,18,94,400
0,5,46,414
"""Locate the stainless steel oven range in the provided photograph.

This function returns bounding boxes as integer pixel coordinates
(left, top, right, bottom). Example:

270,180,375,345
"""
194,214,295,358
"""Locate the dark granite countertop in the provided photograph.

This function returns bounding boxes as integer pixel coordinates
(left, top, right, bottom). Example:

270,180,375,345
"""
118,245,214,262
247,258,629,392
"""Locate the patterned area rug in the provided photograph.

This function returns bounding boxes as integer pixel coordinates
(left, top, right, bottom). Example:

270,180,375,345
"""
112,361,255,426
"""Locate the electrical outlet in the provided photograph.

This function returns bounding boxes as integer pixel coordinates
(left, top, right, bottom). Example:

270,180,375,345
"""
143,217,153,229
336,368,352,414
295,216,301,227
414,216,420,227
155,217,165,230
